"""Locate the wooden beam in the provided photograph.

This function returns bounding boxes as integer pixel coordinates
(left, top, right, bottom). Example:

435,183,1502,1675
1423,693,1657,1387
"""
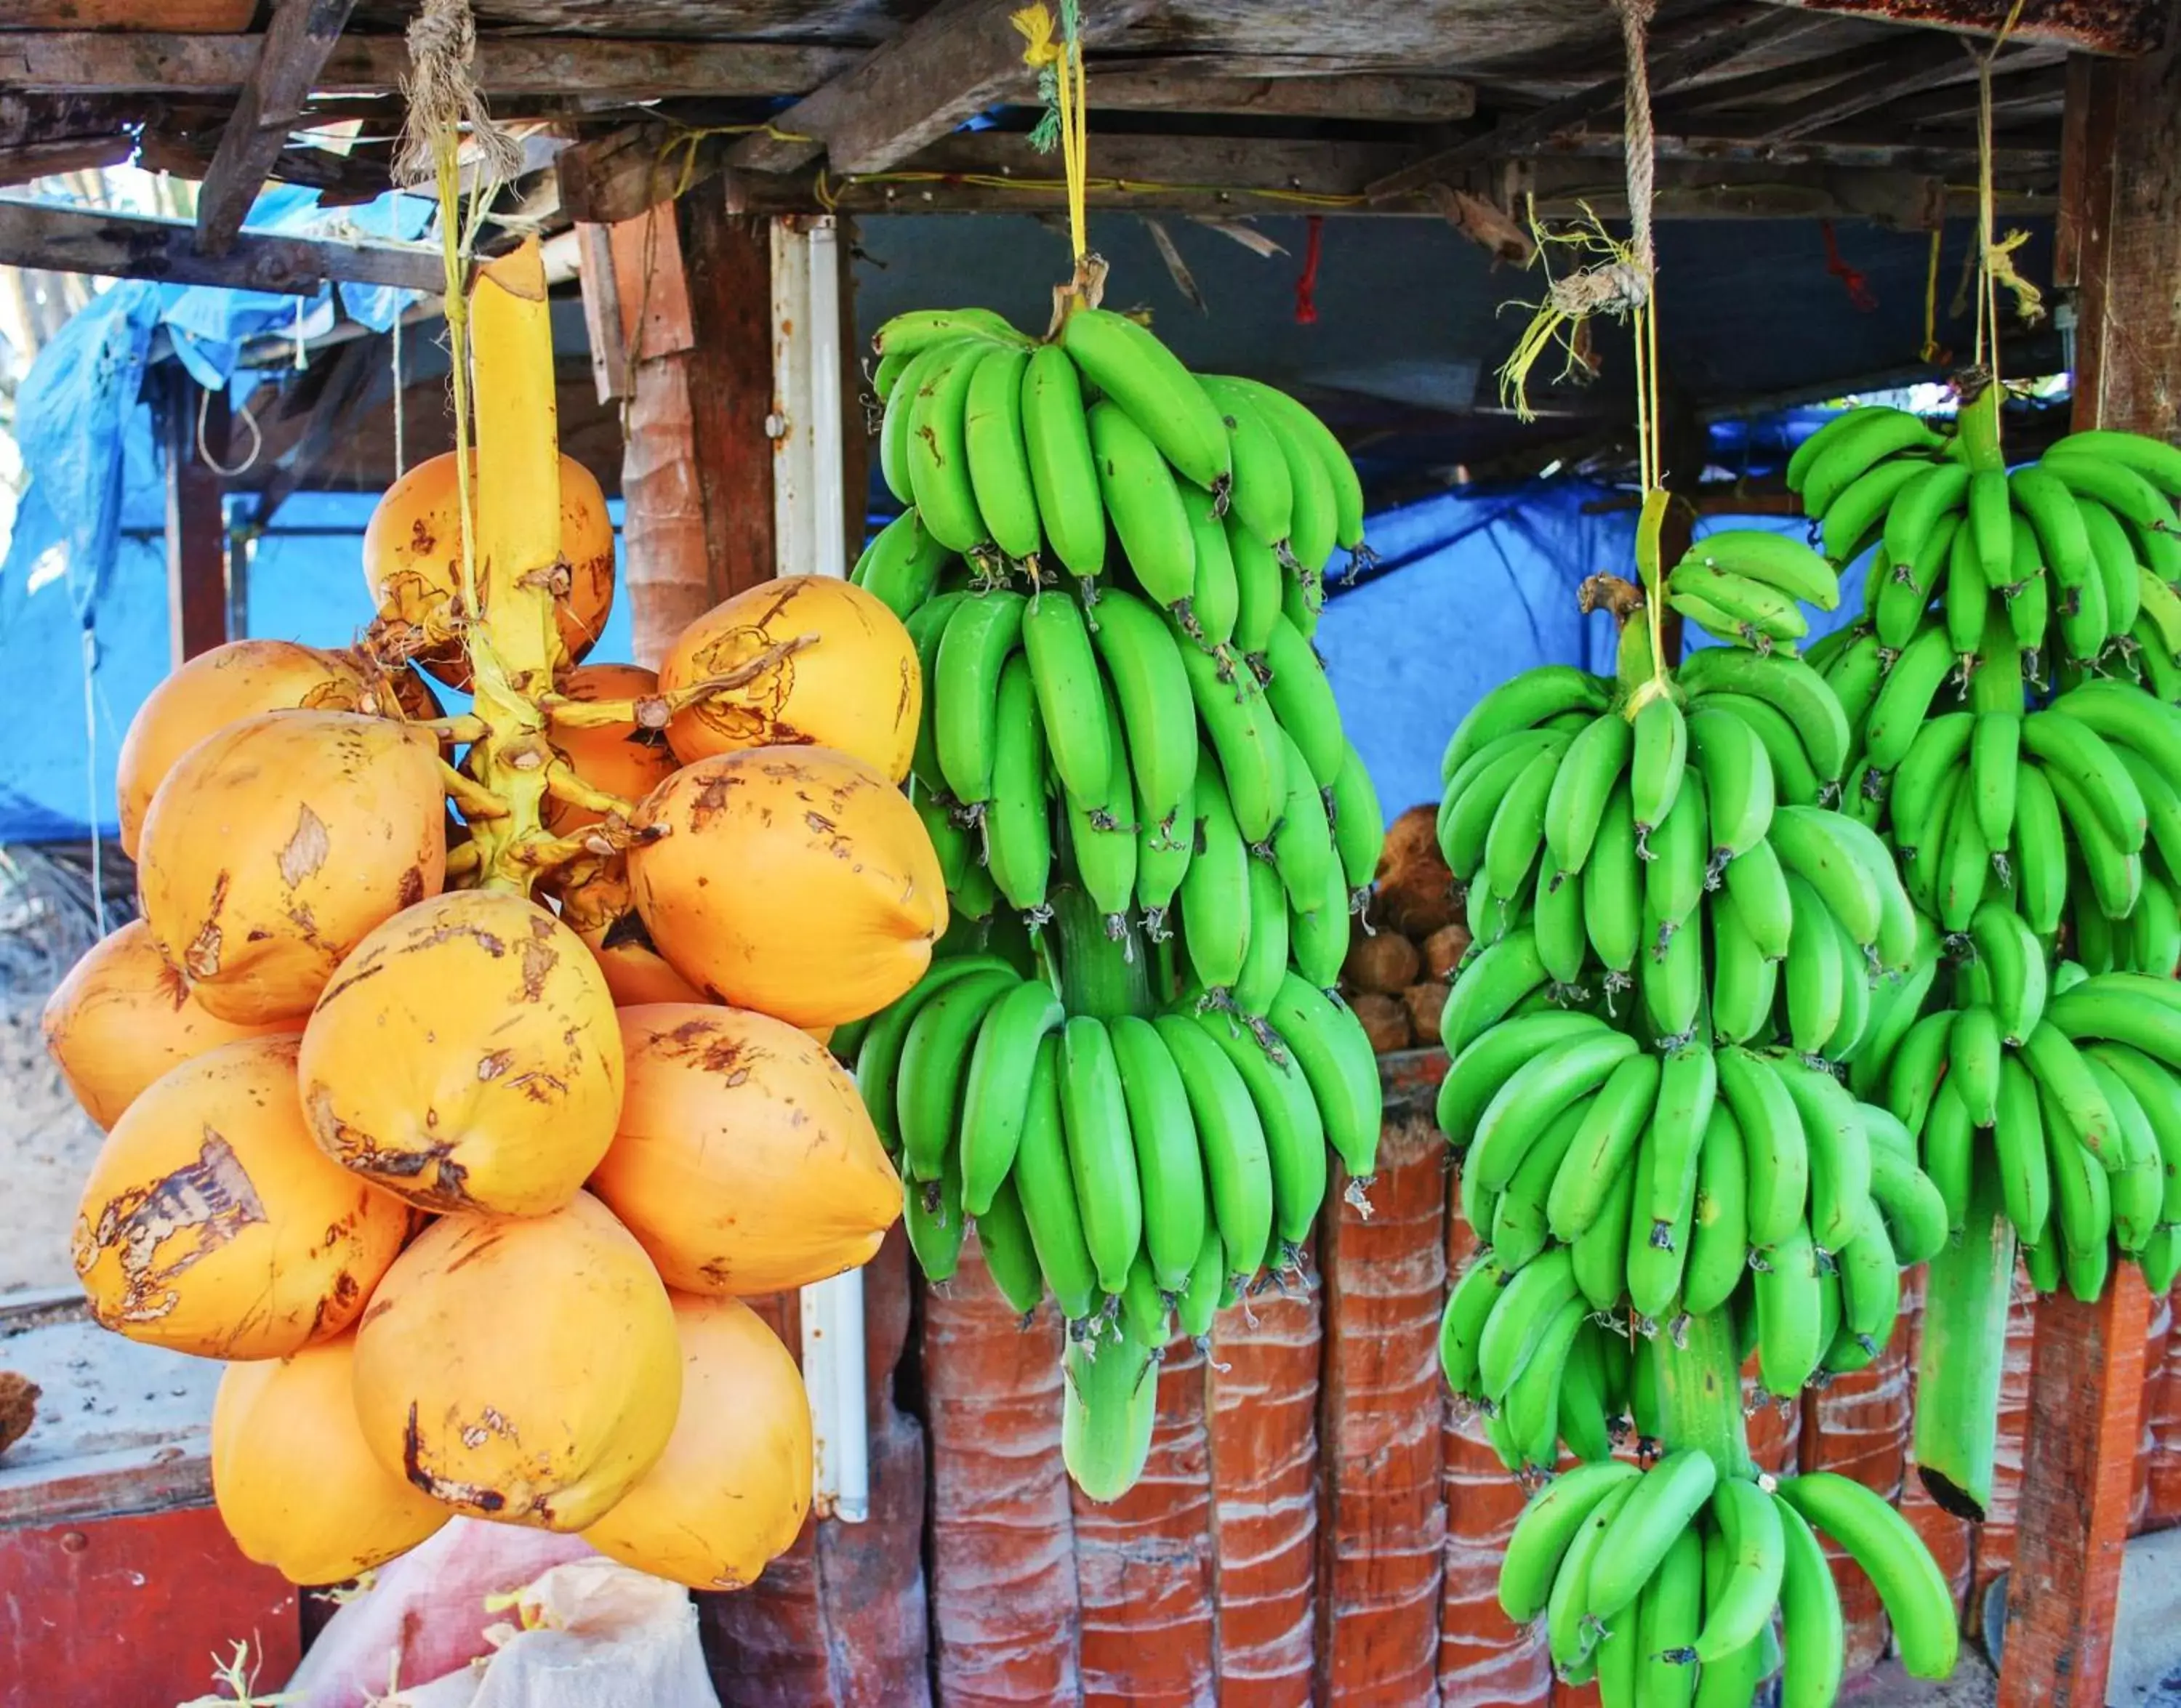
1756,0,2164,55
726,0,1162,178
163,371,229,667
675,196,778,601
0,0,251,25
0,31,856,100
0,200,443,294
1364,4,1831,202
0,134,133,190
1085,66,1476,122
715,131,2025,223
194,0,357,257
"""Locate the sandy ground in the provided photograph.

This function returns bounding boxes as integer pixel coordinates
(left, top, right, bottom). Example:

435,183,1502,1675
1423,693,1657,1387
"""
0,977,100,1294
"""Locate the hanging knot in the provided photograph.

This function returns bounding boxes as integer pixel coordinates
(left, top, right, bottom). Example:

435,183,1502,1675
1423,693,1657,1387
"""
1547,261,1648,320
1293,214,1324,324
1819,219,1878,312
394,0,522,191
1987,228,2046,326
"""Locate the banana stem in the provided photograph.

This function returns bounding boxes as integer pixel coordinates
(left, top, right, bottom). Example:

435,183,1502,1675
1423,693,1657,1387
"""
1912,1166,2016,1520
1956,374,2006,475
1649,1308,1756,1478
1635,487,1673,691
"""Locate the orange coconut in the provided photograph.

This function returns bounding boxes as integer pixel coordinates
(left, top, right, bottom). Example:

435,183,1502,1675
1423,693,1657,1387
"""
560,866,711,1008
299,889,622,1217
212,1330,450,1584
661,576,920,781
543,663,679,836
362,450,616,688
73,1035,409,1359
580,1293,811,1590
626,746,946,1027
589,1004,901,1295
350,1191,680,1531
41,918,296,1129
136,709,446,1024
115,640,375,859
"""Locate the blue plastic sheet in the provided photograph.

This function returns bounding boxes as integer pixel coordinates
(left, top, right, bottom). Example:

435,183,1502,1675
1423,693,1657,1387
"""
0,186,435,842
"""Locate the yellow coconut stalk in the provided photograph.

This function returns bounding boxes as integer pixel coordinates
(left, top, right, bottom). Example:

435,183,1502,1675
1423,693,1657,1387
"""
590,1003,901,1294
297,887,622,1216
660,576,921,782
212,1330,450,1584
582,1293,811,1590
41,919,295,1129
73,1036,409,1358
350,1191,680,1530
136,709,448,1024
627,746,947,1027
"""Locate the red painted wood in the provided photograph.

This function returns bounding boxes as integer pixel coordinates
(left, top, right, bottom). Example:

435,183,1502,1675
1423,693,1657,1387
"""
923,1239,1082,1705
1208,1273,1320,1704
1315,1110,1447,1705
1072,1335,1217,1706
0,1504,299,1707
1999,1271,2150,1708
2142,1283,2181,1530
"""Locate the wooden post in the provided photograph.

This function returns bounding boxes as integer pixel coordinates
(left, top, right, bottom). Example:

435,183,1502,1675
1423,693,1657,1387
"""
162,370,228,666
1997,23,2180,1704
675,193,779,600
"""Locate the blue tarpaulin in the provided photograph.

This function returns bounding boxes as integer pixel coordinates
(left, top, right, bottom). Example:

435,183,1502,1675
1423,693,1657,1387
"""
0,186,437,842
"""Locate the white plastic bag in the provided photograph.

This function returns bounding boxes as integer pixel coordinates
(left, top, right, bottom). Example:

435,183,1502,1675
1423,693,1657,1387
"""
282,1518,715,1708
382,1558,715,1708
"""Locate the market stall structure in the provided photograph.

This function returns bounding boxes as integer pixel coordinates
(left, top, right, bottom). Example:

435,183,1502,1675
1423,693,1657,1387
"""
3,0,2180,1703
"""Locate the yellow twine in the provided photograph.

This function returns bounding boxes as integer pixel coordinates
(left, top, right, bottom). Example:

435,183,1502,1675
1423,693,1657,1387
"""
1972,0,2033,383
1013,2,1091,261
1921,223,1945,364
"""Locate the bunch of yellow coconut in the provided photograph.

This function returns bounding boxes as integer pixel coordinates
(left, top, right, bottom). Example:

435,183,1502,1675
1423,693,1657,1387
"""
41,241,941,1593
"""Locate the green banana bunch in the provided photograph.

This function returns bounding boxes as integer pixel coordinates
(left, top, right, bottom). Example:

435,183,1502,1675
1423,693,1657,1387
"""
1497,1435,1956,1707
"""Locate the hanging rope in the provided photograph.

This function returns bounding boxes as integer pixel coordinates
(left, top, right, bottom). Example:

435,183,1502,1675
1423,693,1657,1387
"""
394,0,522,624
1015,0,1100,311
196,385,263,478
1920,224,1950,366
391,310,406,478
1972,0,2044,386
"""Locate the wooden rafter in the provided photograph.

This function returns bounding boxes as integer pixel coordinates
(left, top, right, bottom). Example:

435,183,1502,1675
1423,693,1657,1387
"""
1757,0,2164,55
1742,30,1980,140
194,0,358,257
1364,4,1833,203
0,199,443,294
725,0,1163,178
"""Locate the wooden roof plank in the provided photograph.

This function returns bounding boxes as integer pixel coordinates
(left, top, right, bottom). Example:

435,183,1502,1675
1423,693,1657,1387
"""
0,198,443,293
1745,29,1977,140
1365,3,1832,202
726,0,1163,178
194,0,358,257
1759,0,2163,56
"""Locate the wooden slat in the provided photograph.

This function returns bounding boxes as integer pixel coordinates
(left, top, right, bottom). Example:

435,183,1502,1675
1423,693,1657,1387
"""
0,0,252,27
194,0,356,257
1746,31,1979,141
1759,0,2164,56
0,30,855,98
0,133,132,188
727,0,1162,177
1088,65,1477,121
1363,3,1831,202
0,198,443,293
